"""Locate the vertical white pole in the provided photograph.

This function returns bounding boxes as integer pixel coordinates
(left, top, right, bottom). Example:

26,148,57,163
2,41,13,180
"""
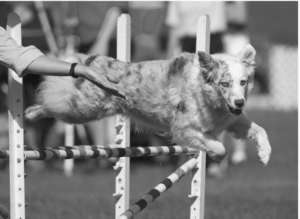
190,15,210,219
114,14,131,219
7,12,25,219
64,124,74,177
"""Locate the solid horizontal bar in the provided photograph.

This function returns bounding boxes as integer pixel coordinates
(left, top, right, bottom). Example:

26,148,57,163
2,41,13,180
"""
118,158,199,219
0,145,199,160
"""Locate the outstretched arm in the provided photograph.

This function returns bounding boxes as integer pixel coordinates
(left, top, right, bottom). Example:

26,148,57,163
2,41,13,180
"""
0,26,125,99
227,113,272,165
26,55,126,99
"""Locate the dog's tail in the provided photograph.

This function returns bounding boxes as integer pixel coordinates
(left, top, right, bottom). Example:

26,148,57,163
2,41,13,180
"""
25,76,80,122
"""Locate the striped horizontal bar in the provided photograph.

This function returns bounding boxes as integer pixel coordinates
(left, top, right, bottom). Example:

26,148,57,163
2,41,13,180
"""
118,158,198,219
0,145,198,160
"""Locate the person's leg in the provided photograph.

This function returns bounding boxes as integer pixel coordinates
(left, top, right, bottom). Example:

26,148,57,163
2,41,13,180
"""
231,138,247,164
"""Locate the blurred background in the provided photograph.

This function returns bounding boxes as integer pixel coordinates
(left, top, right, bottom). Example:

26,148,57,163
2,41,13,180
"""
0,1,298,219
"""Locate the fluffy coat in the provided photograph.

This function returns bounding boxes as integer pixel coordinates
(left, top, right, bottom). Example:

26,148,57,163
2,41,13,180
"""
25,44,271,165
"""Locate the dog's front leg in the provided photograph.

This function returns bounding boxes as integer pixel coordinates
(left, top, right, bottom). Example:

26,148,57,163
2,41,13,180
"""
227,113,272,165
172,127,227,161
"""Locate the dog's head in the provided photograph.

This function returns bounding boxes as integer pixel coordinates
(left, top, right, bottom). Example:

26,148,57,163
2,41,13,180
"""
198,44,256,115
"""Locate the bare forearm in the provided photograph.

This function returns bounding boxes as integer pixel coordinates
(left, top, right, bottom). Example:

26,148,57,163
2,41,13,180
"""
25,54,125,99
25,55,87,77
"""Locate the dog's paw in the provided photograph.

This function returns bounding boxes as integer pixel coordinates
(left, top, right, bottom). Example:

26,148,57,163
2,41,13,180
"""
24,105,45,122
209,151,227,162
258,143,272,166
207,142,227,161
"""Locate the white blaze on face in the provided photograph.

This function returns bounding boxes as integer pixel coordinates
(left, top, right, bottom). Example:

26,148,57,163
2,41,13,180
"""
212,44,256,115
227,61,248,108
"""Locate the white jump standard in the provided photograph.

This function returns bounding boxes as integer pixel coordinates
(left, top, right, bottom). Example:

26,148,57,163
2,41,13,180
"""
1,13,211,219
119,158,199,219
7,12,26,219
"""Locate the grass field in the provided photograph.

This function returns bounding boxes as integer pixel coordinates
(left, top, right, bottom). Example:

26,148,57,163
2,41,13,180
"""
0,110,297,219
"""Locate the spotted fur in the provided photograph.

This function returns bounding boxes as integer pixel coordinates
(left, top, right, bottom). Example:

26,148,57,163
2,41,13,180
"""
25,44,271,165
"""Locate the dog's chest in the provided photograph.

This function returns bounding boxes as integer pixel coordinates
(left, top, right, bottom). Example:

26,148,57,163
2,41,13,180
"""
198,108,236,135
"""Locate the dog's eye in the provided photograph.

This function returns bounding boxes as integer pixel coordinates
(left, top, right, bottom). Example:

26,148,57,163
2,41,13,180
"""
241,80,247,86
243,61,250,67
220,82,229,87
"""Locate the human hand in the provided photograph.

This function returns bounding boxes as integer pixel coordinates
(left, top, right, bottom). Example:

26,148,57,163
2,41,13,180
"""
63,53,126,100
82,66,126,100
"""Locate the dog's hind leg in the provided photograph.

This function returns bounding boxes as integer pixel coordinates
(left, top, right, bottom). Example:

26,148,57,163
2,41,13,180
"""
24,105,49,122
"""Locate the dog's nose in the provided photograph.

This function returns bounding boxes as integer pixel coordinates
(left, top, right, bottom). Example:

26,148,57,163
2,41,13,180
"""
235,99,245,108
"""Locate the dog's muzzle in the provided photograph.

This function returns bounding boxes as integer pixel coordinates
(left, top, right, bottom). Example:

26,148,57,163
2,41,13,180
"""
227,104,243,115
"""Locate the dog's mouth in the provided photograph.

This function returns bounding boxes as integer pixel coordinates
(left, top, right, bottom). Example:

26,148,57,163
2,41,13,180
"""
227,104,242,115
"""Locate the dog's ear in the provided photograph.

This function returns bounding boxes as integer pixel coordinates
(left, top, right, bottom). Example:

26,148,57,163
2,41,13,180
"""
238,44,256,66
198,51,216,70
238,44,256,95
197,51,219,83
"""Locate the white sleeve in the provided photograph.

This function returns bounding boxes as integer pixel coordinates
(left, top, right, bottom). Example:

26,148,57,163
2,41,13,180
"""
0,26,44,76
